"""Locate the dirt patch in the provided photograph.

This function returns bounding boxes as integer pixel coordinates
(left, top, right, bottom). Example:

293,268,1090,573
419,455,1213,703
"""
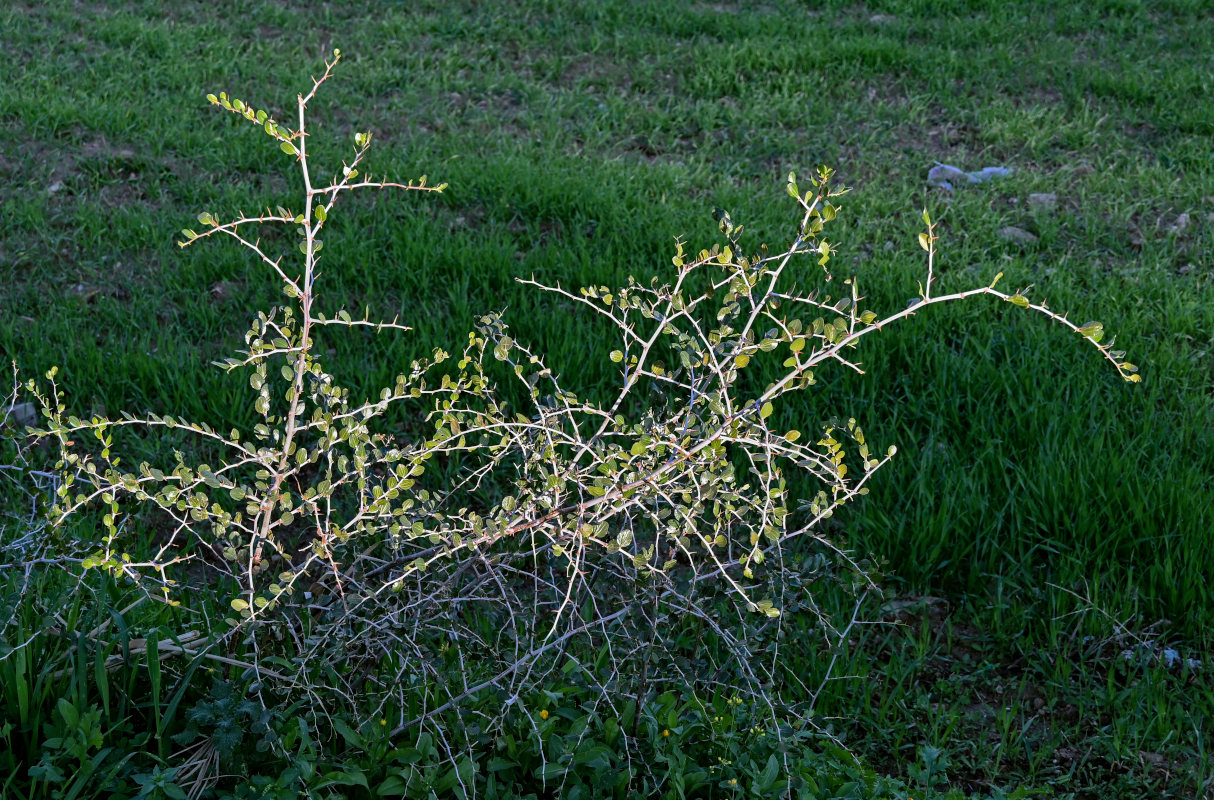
558,55,632,92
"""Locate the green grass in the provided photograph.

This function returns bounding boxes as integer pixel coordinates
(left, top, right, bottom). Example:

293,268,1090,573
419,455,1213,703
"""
2,0,1212,797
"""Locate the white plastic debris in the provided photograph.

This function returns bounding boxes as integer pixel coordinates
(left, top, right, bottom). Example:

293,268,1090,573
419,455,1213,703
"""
1120,645,1202,671
1162,648,1203,670
927,162,1013,191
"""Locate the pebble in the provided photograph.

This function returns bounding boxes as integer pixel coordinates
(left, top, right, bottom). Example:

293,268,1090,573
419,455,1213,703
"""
1027,193,1057,211
998,226,1038,245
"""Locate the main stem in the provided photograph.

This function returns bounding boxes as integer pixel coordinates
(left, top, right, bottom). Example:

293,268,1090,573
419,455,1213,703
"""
248,91,318,612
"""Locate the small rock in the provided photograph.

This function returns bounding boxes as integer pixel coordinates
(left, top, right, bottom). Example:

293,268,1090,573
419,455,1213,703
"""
868,13,897,25
1168,212,1191,234
1139,751,1166,768
48,180,64,194
4,402,39,429
998,226,1038,245
69,283,102,302
1027,193,1058,211
209,281,231,302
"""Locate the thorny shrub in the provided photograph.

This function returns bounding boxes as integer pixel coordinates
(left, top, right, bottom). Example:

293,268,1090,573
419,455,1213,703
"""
21,53,1137,792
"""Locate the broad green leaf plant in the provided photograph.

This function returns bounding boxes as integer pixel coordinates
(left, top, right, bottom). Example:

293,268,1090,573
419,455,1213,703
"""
26,52,1137,790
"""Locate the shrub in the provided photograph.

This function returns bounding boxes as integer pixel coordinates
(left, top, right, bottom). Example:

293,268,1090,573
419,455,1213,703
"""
16,52,1136,796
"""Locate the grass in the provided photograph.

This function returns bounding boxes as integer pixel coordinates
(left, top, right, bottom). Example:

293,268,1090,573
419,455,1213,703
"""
1,0,1211,797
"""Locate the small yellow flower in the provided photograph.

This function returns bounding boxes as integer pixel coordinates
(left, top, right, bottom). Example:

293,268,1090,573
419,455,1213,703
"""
540,709,549,720
728,778,737,786
662,729,670,737
380,719,386,726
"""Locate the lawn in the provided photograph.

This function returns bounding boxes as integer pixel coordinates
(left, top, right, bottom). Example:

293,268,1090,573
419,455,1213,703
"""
1,0,1211,797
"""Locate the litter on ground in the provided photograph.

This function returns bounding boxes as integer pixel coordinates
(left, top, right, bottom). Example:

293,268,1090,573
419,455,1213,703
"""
927,162,1013,191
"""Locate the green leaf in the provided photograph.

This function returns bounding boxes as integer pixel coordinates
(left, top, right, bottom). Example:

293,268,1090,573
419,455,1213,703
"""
1077,322,1104,340
922,208,932,226
315,767,371,791
918,232,930,251
757,754,780,792
377,776,406,795
314,204,327,222
609,350,623,363
230,599,249,611
759,401,773,419
56,698,79,729
734,354,750,368
280,141,298,156
1008,293,1030,308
